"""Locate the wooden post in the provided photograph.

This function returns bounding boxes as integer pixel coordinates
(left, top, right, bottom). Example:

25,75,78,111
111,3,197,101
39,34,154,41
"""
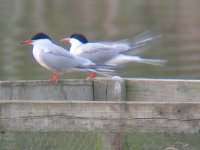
93,78,126,101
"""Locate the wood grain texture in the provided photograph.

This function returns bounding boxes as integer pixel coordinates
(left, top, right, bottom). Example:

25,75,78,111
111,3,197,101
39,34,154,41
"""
126,78,200,102
93,78,126,101
0,78,200,133
0,101,199,133
0,80,93,101
1,78,200,102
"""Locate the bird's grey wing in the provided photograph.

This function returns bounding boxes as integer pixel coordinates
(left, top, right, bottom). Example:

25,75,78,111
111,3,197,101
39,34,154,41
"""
75,43,126,64
40,46,82,72
78,47,125,64
76,43,122,54
49,44,75,59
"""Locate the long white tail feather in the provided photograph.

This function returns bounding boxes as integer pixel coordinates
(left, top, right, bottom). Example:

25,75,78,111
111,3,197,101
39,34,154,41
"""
106,55,167,67
134,58,167,66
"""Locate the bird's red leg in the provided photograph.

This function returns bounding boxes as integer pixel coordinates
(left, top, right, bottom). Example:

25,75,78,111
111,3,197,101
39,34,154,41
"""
86,72,96,80
49,72,59,82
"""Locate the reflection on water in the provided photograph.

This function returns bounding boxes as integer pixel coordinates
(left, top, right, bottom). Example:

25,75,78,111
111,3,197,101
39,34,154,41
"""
0,0,200,80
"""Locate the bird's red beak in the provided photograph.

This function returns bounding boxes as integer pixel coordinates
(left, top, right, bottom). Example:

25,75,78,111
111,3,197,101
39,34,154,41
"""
60,38,70,43
20,40,33,45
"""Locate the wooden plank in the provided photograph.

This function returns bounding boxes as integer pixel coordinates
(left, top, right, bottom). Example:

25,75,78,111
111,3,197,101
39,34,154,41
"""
93,78,126,101
0,101,200,133
126,78,200,102
0,80,93,101
1,78,200,102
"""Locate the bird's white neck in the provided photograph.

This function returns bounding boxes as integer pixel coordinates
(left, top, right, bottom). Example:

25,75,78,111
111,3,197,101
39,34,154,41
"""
70,38,83,56
33,39,52,46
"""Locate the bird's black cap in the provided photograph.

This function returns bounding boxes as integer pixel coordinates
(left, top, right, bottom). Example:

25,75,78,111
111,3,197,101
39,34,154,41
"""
31,33,51,40
70,33,88,43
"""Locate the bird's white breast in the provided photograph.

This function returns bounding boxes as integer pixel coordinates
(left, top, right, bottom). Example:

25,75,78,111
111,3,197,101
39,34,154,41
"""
32,42,51,71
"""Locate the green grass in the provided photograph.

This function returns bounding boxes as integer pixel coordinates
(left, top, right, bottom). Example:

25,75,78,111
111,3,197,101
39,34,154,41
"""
0,132,200,150
123,133,200,150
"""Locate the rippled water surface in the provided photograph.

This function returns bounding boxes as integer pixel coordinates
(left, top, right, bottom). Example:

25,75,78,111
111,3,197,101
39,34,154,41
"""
0,0,200,80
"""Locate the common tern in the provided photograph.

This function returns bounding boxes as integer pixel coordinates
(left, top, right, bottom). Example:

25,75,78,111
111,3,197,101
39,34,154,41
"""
61,31,167,79
21,33,115,81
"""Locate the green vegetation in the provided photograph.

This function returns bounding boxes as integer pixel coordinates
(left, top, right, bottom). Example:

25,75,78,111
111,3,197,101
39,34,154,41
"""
0,132,200,150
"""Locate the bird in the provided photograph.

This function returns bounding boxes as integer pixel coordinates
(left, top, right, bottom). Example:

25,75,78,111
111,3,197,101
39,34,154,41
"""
61,30,167,79
20,33,116,81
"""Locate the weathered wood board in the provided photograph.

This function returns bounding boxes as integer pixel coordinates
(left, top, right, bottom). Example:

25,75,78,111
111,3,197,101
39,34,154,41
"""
0,78,200,133
0,101,199,133
1,78,200,101
93,78,126,101
126,78,200,102
0,80,93,101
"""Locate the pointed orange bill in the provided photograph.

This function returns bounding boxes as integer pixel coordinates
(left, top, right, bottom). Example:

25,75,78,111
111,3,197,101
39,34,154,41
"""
20,40,33,45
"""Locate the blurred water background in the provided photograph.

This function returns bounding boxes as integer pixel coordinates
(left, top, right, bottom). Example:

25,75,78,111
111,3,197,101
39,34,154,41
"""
1,0,200,80
1,1,200,150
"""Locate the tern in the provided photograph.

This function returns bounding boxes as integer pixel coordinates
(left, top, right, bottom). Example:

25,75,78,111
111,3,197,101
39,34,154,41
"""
61,31,167,79
21,33,115,81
